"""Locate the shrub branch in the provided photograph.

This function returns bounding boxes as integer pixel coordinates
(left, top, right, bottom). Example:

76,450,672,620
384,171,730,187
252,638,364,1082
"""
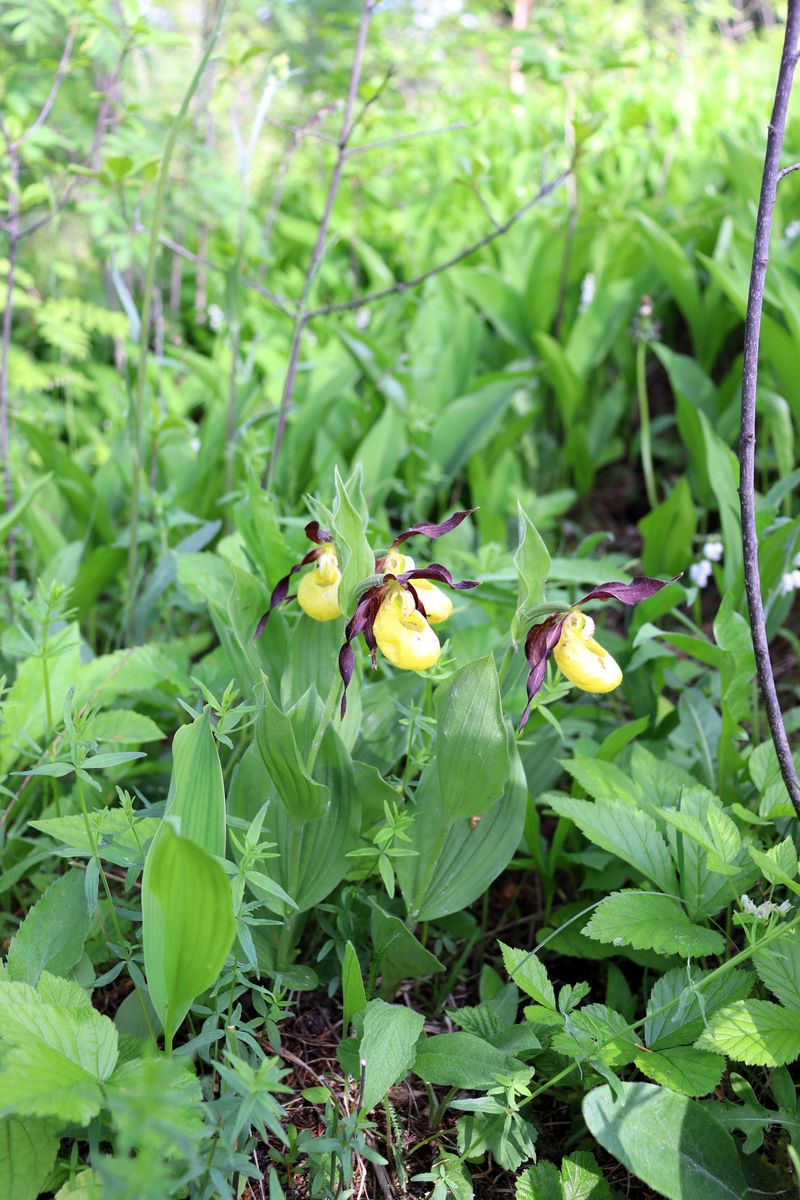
740,0,800,817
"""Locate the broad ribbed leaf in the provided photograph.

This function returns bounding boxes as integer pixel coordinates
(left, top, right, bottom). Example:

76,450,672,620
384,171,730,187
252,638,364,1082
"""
512,502,551,643
255,684,329,824
332,465,374,614
413,1032,522,1088
583,891,724,958
359,1000,424,1113
145,823,235,1045
583,1083,747,1200
435,655,508,823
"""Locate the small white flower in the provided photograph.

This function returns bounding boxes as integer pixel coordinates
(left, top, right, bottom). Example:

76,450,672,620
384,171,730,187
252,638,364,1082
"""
207,303,224,332
787,219,800,241
703,540,724,562
190,436,201,454
579,273,596,313
355,308,371,331
779,569,800,596
689,559,713,589
741,893,791,920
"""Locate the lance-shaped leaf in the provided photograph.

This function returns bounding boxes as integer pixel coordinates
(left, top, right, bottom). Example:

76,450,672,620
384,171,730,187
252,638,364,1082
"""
435,655,508,823
389,507,476,548
512,501,551,645
146,822,235,1047
256,682,329,823
333,466,375,615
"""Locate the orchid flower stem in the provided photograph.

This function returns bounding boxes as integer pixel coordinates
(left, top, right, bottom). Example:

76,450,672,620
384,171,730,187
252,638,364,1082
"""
306,673,341,776
497,642,515,687
636,338,658,512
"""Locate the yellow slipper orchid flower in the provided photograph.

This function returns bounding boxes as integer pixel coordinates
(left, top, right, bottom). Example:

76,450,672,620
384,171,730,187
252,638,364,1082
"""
372,585,441,671
296,550,342,622
517,574,674,731
381,552,453,625
553,612,622,693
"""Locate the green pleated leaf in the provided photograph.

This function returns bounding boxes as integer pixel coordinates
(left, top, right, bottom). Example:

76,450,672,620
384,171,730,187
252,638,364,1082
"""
435,655,508,823
583,1082,747,1200
255,683,329,824
144,822,235,1046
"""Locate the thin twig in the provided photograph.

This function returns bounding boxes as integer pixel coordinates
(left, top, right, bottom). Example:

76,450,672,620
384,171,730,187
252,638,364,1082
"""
153,231,295,317
14,28,76,149
778,160,800,179
304,166,571,321
739,0,800,818
344,120,472,158
0,117,19,579
263,0,376,490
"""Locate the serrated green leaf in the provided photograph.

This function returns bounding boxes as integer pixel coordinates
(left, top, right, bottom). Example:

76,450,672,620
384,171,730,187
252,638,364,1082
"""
499,942,556,1009
0,973,118,1124
583,891,724,958
549,796,676,893
634,1045,725,1096
560,758,640,807
551,1003,636,1067
753,934,800,1011
7,869,92,984
645,966,755,1050
748,840,800,896
695,999,800,1066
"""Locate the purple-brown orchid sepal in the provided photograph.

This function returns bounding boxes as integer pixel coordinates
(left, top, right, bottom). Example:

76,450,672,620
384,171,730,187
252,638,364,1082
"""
518,575,676,731
387,508,476,550
338,563,479,716
254,521,333,640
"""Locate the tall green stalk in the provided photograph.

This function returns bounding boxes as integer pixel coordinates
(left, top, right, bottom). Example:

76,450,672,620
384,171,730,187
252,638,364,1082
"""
635,338,658,512
126,4,228,642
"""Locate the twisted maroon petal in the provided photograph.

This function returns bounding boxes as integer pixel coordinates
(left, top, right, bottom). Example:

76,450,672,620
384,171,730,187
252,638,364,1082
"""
389,508,476,549
399,564,479,591
405,580,426,619
518,615,567,732
338,586,386,716
577,575,677,607
254,547,322,640
305,521,333,545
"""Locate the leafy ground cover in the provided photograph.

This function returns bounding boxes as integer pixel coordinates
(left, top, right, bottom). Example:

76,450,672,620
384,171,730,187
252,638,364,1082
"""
2,1,800,1197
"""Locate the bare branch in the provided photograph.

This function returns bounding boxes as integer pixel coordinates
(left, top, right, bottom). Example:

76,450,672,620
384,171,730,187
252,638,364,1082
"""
153,231,296,317
739,2,800,817
0,116,20,580
263,0,377,490
778,160,800,179
304,166,571,321
343,120,473,159
13,28,76,150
